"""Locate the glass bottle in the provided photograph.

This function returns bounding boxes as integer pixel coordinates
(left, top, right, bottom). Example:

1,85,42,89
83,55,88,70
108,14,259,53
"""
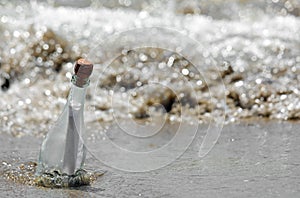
37,59,93,175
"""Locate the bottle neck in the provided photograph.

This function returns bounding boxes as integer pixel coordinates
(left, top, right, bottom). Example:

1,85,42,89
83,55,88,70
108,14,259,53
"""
71,74,90,88
69,75,89,108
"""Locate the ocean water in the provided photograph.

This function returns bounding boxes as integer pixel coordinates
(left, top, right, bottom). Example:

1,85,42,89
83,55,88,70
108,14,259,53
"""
0,0,300,138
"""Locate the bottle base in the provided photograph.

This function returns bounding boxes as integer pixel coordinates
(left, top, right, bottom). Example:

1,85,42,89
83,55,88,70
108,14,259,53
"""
35,169,104,188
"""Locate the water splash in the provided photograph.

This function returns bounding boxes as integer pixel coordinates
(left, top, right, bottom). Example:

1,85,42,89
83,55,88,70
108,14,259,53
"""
0,0,299,137
0,160,104,188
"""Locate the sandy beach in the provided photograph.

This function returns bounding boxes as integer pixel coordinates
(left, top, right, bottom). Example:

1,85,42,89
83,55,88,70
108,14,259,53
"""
1,120,299,197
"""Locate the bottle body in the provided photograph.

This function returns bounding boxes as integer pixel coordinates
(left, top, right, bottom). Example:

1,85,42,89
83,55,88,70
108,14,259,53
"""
38,79,88,175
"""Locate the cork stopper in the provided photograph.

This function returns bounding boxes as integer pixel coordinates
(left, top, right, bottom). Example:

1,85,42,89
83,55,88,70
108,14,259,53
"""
73,58,93,87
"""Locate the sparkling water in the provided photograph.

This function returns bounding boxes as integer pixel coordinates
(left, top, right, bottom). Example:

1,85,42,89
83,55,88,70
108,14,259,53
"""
0,0,299,138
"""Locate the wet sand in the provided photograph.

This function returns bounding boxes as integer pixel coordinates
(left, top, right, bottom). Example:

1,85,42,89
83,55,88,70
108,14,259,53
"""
1,120,300,197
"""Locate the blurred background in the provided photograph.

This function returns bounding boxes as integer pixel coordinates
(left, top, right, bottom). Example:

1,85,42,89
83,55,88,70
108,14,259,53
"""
0,0,300,137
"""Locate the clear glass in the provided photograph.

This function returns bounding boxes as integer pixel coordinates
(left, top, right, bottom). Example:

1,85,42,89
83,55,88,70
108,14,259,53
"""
37,76,88,175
